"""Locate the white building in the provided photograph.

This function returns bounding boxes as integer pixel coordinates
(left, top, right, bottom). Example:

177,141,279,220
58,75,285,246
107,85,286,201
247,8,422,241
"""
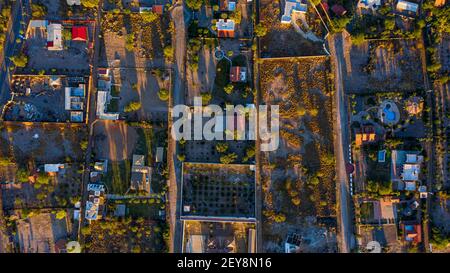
44,163,65,173
47,24,63,51
357,0,381,12
281,0,307,24
96,90,119,120
67,0,81,5
396,0,419,15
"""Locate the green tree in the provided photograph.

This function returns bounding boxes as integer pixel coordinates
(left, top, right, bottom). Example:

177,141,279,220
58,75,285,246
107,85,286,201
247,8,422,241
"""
10,54,28,67
220,153,237,164
81,0,99,8
141,11,159,23
255,23,268,37
16,167,29,183
216,142,229,153
163,45,174,60
55,210,66,220
185,0,203,10
124,101,142,112
31,4,46,18
158,88,170,101
224,84,234,94
201,92,211,104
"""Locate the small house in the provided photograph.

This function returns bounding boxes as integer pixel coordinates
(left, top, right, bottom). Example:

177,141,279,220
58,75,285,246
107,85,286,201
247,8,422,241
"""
355,125,376,146
230,66,247,82
130,155,152,194
396,0,419,17
72,26,88,41
47,24,63,50
281,0,308,24
216,19,235,38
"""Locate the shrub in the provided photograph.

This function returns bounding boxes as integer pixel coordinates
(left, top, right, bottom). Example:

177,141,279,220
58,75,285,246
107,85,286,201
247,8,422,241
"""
10,53,28,67
158,88,170,101
141,11,158,23
124,101,142,112
255,23,267,37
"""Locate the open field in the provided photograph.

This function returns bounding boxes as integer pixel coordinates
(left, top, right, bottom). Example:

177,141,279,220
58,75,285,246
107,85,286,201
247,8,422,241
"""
259,0,325,58
99,11,171,68
259,57,337,252
109,68,170,121
0,123,87,164
342,39,425,94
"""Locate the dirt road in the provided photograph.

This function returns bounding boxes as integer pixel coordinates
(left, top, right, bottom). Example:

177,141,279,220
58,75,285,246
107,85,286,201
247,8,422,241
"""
328,31,354,253
168,2,187,253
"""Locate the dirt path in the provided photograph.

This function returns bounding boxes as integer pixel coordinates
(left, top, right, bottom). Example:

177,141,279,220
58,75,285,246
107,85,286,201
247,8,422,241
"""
328,31,354,253
168,2,187,253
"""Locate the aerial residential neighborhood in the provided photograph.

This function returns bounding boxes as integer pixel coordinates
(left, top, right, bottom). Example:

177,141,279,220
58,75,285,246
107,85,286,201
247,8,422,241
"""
0,0,448,259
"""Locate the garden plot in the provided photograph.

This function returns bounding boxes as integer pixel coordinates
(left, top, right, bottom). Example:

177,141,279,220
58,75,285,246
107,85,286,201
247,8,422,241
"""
181,162,256,219
259,0,325,58
342,39,425,94
259,57,337,252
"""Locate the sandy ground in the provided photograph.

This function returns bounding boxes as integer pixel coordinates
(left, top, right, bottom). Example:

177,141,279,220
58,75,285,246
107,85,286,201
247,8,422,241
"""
92,120,138,161
0,123,86,163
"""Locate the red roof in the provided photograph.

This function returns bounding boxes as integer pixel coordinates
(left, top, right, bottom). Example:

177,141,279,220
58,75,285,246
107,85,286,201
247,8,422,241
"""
331,4,347,16
217,29,234,38
72,26,87,41
47,41,54,47
152,5,164,15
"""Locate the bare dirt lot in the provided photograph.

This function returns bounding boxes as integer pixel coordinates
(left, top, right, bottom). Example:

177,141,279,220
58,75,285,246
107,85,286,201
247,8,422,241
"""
342,39,425,94
92,121,138,161
110,68,169,121
259,0,325,58
0,123,87,164
99,11,171,68
259,57,337,252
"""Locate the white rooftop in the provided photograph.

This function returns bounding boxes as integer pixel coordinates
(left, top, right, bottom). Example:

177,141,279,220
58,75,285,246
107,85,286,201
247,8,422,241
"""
402,163,420,181
216,19,235,31
281,0,307,24
396,0,419,13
